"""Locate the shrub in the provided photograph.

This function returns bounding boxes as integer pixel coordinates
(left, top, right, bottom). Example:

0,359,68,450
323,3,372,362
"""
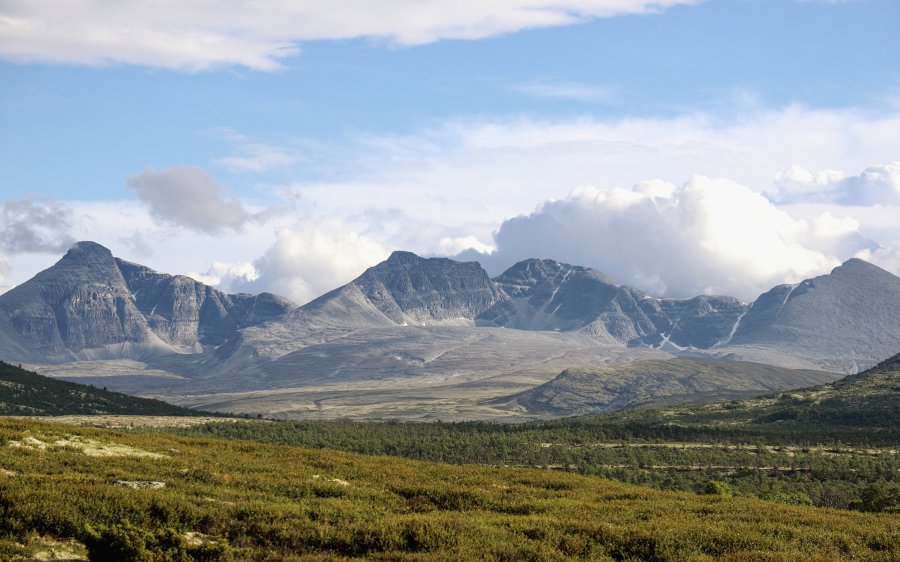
83,523,233,562
704,480,734,497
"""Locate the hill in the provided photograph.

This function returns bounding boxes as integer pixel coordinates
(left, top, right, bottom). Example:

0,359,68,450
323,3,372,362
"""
498,357,837,416
0,361,203,416
601,351,900,432
0,417,897,561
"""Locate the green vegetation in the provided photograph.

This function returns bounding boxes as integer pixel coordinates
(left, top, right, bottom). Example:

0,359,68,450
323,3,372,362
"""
0,361,204,416
177,416,900,513
174,354,900,514
1,418,898,561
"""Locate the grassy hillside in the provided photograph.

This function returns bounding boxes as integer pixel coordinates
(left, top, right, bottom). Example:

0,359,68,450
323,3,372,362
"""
0,361,203,416
0,417,898,561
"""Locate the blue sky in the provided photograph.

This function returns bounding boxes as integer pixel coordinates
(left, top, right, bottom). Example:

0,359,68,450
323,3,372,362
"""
1,0,899,302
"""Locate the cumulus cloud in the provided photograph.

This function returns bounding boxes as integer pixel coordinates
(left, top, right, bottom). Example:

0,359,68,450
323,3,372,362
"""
232,219,391,304
436,236,494,256
856,242,900,275
0,0,698,71
118,232,155,259
459,176,877,301
186,261,260,291
127,166,258,234
0,195,74,254
772,162,900,205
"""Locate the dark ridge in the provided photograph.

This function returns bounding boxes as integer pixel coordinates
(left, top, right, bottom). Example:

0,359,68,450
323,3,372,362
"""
0,360,209,416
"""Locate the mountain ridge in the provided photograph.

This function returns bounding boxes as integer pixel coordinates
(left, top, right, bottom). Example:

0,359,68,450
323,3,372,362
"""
3,242,900,420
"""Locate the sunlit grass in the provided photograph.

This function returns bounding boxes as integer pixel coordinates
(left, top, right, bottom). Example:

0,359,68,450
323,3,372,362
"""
1,418,897,560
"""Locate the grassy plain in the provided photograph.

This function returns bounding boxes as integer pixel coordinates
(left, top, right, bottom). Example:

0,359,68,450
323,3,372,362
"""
1,417,898,561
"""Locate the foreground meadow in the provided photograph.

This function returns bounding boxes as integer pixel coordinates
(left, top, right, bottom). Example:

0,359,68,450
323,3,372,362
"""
0,418,897,561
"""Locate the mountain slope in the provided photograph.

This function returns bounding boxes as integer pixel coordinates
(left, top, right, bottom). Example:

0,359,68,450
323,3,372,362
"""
0,360,202,416
725,258,900,372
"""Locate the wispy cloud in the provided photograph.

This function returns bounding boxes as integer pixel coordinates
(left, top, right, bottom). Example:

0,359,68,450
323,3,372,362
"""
217,144,300,173
0,1,701,71
514,80,615,102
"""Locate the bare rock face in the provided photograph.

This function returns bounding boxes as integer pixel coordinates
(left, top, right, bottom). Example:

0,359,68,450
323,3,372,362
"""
646,295,748,349
0,242,295,361
351,251,505,325
478,259,747,348
116,259,294,350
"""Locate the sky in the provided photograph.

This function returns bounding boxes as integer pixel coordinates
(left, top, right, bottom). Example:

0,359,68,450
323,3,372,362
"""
1,0,899,303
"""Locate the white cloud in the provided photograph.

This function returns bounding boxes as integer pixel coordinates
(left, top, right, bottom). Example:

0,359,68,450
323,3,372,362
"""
841,162,900,206
459,176,878,301
290,106,900,232
772,162,900,205
0,195,75,289
0,257,8,289
127,166,258,234
186,261,260,291
0,0,699,71
3,106,900,303
233,219,391,304
436,236,495,256
856,242,900,275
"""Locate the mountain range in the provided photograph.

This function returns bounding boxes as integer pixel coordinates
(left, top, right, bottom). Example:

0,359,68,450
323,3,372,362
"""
1,241,899,419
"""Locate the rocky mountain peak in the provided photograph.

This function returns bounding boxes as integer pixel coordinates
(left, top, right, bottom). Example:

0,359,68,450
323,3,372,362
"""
350,251,505,325
64,240,115,260
728,257,900,372
831,257,892,278
0,241,161,359
49,241,120,279
0,241,295,361
385,250,422,265
495,259,619,296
